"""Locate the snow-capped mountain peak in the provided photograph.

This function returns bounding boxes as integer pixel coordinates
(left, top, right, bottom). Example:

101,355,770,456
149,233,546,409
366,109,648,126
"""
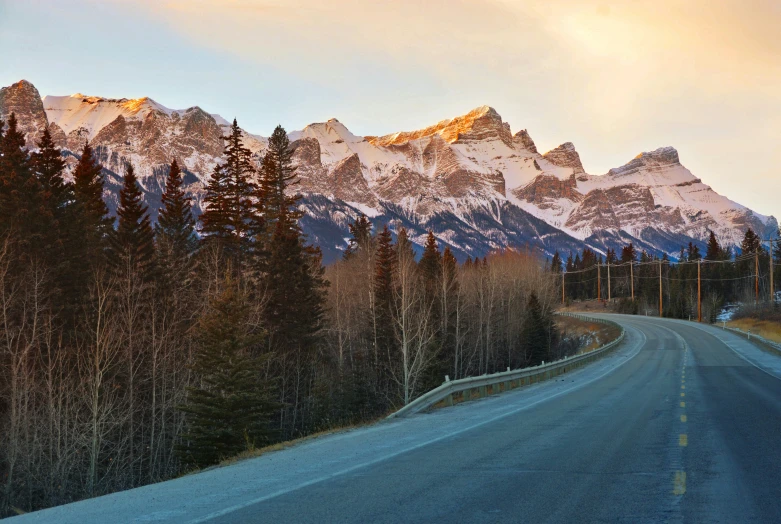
0,79,776,262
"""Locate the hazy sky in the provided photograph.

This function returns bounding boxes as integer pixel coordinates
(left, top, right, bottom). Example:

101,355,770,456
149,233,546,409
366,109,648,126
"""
1,0,779,217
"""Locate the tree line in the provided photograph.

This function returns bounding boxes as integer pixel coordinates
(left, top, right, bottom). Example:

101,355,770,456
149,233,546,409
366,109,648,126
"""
0,113,563,515
550,228,780,320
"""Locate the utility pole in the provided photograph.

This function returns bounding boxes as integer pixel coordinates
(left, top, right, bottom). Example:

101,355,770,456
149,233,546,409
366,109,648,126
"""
630,261,635,301
659,259,663,317
562,271,565,305
607,262,611,302
697,259,702,323
755,251,760,304
770,239,774,303
597,263,601,301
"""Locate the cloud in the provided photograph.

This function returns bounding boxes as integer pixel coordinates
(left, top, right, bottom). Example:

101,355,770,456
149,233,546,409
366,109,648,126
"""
83,0,781,214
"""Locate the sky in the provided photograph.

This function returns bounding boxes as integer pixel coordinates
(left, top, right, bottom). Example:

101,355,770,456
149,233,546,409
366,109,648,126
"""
1,0,779,217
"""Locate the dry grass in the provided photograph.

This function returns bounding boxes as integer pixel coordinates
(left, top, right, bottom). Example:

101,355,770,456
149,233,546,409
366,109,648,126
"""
727,318,781,345
555,315,621,353
175,414,392,479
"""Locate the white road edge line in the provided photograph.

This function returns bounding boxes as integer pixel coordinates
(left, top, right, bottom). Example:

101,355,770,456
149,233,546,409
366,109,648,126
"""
673,320,781,382
186,328,647,523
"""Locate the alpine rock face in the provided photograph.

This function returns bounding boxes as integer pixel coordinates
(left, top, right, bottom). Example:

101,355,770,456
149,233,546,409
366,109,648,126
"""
0,79,776,262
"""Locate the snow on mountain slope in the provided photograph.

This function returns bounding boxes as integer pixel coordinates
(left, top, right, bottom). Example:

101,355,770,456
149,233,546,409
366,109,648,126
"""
0,79,776,261
43,93,178,138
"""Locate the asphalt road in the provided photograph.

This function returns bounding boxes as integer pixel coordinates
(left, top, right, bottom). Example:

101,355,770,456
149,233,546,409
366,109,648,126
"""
13,315,781,523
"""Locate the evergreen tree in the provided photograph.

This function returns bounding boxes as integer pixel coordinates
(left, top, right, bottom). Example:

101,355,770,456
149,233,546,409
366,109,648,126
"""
705,231,722,261
251,125,303,274
521,292,554,366
200,119,256,260
549,251,562,273
345,213,372,259
71,140,113,261
109,163,155,276
177,284,277,467
264,211,326,356
620,243,636,264
419,231,442,284
395,227,415,263
156,159,197,260
740,228,761,255
30,128,70,250
774,228,781,268
256,125,300,230
0,113,45,249
687,242,701,261
373,224,396,374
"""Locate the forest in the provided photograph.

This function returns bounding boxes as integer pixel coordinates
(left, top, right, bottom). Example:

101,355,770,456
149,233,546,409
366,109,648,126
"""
551,227,779,322
0,114,563,516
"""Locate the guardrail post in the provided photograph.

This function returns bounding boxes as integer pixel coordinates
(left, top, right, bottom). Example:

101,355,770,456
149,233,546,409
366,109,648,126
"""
479,385,486,398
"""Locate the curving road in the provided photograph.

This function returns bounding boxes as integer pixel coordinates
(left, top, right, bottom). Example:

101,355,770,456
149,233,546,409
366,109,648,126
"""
13,315,781,523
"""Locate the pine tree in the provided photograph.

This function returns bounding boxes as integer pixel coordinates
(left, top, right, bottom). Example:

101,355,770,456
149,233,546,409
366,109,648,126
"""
256,125,300,230
419,231,441,285
705,231,722,261
0,113,45,249
620,243,636,264
521,292,553,366
373,224,396,375
549,251,562,273
156,159,197,260
177,284,277,467
109,163,155,276
740,228,761,255
344,213,372,259
257,126,326,431
200,119,256,260
774,228,781,263
395,227,415,263
264,212,326,355
71,141,113,261
687,242,701,261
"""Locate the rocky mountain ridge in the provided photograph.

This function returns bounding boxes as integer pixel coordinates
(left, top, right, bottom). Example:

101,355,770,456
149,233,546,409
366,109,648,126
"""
0,79,776,262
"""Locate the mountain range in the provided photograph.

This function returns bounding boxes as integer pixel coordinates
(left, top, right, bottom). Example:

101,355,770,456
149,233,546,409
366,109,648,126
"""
0,79,776,263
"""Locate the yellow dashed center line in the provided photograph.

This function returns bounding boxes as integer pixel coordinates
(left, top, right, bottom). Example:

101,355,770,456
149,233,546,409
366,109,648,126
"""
681,414,687,422
679,434,688,446
673,471,686,495
680,401,685,408
681,385,685,390
681,392,685,397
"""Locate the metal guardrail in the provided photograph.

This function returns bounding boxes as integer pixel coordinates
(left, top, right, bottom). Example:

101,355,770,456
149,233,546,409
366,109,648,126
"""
721,325,781,353
387,313,625,419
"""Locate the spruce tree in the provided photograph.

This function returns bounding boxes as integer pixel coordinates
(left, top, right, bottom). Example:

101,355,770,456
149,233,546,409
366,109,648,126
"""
251,125,301,269
264,211,326,356
156,159,197,261
373,224,397,385
0,113,44,249
200,119,256,260
345,213,372,259
109,163,155,276
30,127,71,250
521,292,554,366
71,141,113,261
257,125,300,229
774,228,781,265
549,251,562,273
740,228,761,255
687,242,701,261
705,231,721,260
419,231,442,285
177,284,277,467
257,125,326,430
